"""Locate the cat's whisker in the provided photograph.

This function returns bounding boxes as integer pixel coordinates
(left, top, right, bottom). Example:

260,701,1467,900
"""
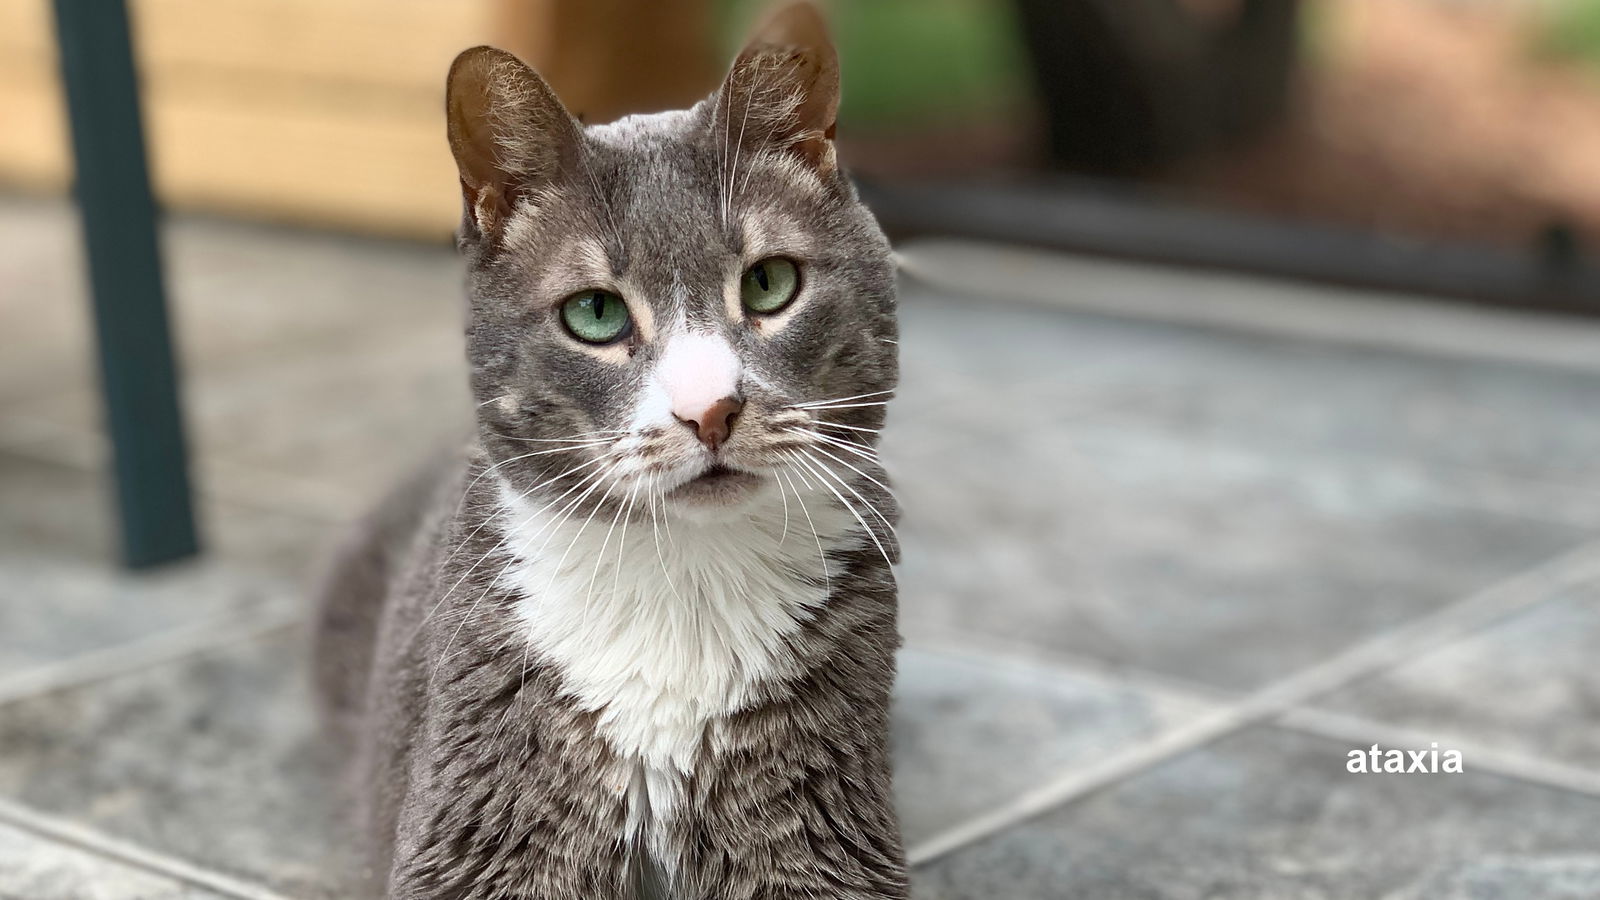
612,477,644,596
451,441,613,520
812,420,882,436
417,456,615,644
445,451,615,570
791,389,896,408
786,450,896,571
793,447,897,538
426,459,622,686
788,425,883,457
775,464,791,547
790,435,895,503
788,400,892,412
582,477,636,616
778,467,829,596
798,429,888,471
538,459,626,602
490,432,623,445
786,453,818,492
646,472,686,604
431,454,627,681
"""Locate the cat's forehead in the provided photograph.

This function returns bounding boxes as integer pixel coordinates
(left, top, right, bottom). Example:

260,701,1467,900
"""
585,108,712,198
585,107,700,147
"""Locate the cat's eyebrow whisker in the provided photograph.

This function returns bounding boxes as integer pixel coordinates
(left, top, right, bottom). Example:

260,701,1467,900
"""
726,79,754,227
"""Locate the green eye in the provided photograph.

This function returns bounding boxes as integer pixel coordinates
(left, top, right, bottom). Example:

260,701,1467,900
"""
560,290,632,344
740,258,800,315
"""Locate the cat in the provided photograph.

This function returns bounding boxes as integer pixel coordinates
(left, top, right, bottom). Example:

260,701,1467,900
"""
312,4,907,898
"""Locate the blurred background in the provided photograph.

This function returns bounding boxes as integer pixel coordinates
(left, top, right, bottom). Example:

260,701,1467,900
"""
4,0,1600,897
10,0,1600,303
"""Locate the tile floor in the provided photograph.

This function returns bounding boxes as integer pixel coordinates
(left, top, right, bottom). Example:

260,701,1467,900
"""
3,194,1600,897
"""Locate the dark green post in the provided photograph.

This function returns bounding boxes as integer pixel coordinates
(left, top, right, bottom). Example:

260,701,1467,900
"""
52,0,199,567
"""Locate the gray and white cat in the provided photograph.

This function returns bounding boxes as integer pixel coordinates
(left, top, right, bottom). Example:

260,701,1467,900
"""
313,4,906,898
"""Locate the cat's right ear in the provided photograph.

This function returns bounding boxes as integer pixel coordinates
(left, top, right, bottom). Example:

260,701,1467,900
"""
446,46,582,239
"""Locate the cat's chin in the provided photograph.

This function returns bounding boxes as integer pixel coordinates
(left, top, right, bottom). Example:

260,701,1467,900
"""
665,465,766,518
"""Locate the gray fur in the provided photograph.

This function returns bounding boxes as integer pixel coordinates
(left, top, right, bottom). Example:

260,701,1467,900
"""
315,11,905,898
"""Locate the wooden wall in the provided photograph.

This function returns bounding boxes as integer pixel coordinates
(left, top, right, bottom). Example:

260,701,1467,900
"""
0,0,494,239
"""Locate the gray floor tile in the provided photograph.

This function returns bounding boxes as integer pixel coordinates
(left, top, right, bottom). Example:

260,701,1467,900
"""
7,327,469,519
914,726,1600,900
897,287,1600,491
0,630,349,899
1,196,468,517
0,197,460,401
0,621,1211,896
1318,580,1600,771
879,292,1595,691
888,408,1586,692
892,647,1210,845
0,822,229,900
0,454,325,677
0,199,91,408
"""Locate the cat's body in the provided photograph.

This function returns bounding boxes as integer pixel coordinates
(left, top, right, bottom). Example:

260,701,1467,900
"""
314,7,908,898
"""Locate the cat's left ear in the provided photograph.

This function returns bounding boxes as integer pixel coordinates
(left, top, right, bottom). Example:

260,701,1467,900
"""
446,46,582,239
713,1,841,178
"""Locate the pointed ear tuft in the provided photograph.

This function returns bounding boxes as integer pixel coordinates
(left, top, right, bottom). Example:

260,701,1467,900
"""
446,46,582,238
715,1,841,177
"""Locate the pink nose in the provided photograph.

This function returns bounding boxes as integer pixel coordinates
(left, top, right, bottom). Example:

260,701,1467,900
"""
675,397,743,450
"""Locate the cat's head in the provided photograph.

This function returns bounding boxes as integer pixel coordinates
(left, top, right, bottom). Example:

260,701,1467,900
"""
445,2,896,527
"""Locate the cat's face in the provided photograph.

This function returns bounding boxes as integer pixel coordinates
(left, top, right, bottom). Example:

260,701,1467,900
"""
447,5,895,523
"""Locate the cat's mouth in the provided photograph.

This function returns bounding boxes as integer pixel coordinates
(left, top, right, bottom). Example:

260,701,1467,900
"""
667,463,764,509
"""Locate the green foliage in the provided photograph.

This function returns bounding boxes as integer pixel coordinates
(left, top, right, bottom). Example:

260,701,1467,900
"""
718,0,1030,131
1533,0,1600,71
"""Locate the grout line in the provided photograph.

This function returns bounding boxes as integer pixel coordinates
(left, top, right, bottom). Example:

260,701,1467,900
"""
900,629,1235,709
906,537,1600,867
0,796,298,900
0,605,308,709
1279,707,1600,799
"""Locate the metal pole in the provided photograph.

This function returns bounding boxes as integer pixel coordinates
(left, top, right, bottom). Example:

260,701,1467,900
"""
52,0,199,568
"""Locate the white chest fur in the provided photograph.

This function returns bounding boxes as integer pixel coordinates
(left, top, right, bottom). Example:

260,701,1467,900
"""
494,478,851,775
